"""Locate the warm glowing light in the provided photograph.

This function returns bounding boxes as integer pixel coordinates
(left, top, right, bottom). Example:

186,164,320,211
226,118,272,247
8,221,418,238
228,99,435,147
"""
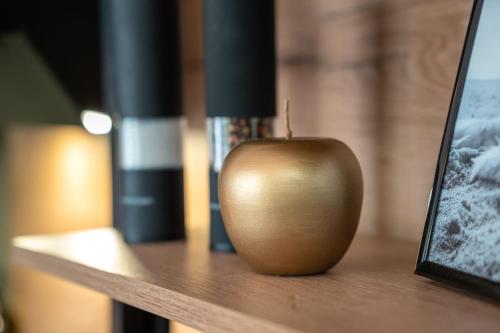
81,110,112,135
6,125,112,333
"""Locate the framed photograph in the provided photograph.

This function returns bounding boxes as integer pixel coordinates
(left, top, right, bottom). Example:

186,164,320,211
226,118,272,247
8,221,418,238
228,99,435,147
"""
416,0,500,300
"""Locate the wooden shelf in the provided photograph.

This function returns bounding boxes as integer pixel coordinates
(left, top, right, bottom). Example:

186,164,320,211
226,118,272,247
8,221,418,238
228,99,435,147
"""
12,228,500,333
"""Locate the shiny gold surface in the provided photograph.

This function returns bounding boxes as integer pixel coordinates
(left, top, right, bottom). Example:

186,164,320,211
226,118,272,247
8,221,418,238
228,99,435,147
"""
219,138,363,275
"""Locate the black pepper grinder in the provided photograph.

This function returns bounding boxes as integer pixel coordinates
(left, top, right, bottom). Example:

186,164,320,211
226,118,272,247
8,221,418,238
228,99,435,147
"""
204,0,277,252
101,0,184,331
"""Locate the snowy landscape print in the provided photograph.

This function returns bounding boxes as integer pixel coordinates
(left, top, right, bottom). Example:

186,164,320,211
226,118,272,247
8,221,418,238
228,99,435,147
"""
428,0,500,282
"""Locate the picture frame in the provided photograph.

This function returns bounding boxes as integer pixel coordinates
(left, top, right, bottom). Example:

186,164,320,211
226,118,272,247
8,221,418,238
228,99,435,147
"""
416,0,500,301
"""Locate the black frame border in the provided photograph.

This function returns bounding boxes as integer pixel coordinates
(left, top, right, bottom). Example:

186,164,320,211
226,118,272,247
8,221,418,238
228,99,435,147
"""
415,0,500,302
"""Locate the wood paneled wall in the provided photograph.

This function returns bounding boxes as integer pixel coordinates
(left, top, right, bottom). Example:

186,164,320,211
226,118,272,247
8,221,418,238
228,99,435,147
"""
180,0,474,241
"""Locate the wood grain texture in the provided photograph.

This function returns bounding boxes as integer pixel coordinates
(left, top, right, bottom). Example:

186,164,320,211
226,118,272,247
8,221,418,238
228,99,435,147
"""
179,0,475,240
12,228,500,333
276,0,474,240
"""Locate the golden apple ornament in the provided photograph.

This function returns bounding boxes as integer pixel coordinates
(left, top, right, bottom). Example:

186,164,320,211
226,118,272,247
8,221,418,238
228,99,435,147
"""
218,101,363,275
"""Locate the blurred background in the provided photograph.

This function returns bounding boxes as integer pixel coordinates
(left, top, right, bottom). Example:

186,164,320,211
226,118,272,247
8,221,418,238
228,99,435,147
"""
0,0,474,332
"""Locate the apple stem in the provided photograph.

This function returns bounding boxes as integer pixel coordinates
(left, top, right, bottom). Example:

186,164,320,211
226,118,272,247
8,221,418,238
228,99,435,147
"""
284,99,293,140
